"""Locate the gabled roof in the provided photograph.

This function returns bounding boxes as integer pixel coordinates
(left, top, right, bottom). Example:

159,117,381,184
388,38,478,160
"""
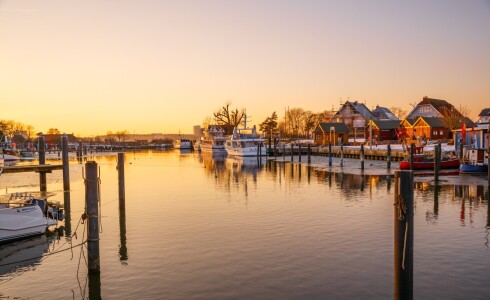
414,117,445,128
478,108,490,117
370,120,401,130
313,122,350,134
400,118,417,126
349,101,375,119
455,117,476,128
372,106,399,121
416,96,463,117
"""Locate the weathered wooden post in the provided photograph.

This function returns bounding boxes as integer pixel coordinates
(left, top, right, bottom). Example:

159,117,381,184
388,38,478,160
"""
283,143,286,160
62,135,70,192
86,161,100,273
487,145,490,188
328,143,332,167
38,136,47,192
387,144,392,169
78,141,83,158
273,138,277,158
118,153,125,204
307,144,311,164
409,143,415,171
360,144,365,171
459,142,464,161
434,143,441,183
291,143,294,162
340,143,344,167
394,170,414,300
299,144,302,162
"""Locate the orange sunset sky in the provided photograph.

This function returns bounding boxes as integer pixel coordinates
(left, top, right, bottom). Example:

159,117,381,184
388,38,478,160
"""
1,0,489,136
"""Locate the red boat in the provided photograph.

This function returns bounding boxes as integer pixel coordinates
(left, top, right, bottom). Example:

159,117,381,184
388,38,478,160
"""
399,145,460,170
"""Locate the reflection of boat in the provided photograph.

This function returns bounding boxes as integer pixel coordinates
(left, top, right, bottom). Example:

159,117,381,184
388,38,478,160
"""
399,146,460,170
173,138,192,150
0,195,62,243
0,234,50,276
198,125,227,153
459,148,488,174
225,114,266,157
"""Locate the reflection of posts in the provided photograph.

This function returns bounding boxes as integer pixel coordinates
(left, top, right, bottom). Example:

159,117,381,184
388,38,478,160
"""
88,271,102,300
394,170,414,300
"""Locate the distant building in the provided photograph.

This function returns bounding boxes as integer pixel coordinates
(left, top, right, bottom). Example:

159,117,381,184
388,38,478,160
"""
476,108,490,129
331,101,376,141
193,125,201,138
312,122,349,145
372,106,399,121
406,96,463,119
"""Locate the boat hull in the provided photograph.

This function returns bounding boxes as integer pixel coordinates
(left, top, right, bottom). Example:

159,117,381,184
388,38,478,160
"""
399,158,460,170
459,164,488,174
0,205,49,243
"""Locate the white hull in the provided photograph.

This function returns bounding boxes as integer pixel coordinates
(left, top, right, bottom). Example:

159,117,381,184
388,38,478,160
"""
174,140,192,150
0,205,50,243
1,153,20,162
225,144,267,157
200,143,226,153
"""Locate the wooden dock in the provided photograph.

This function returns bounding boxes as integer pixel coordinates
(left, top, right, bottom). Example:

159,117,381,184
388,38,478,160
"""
1,164,63,174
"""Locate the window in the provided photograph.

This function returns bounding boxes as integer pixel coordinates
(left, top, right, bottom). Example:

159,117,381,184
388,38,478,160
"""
440,130,443,135
433,130,437,136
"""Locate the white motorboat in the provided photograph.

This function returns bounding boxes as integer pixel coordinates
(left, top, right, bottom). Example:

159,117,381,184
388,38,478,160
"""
225,115,266,157
0,195,62,243
173,138,192,150
198,125,227,153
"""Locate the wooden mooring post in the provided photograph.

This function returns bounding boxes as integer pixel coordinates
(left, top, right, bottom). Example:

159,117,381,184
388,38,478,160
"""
283,144,286,161
409,143,415,171
86,161,100,273
387,144,392,169
118,153,125,204
487,145,490,188
394,170,414,300
307,144,311,164
291,144,294,162
298,144,302,162
62,135,70,192
434,143,441,183
360,144,365,171
328,143,332,167
340,143,344,167
38,136,47,192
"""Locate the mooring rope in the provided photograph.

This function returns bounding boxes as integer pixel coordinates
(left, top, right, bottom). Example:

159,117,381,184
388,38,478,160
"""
394,194,409,270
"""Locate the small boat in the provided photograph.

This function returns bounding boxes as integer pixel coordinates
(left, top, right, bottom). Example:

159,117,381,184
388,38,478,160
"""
197,125,227,153
0,194,63,243
173,137,192,150
399,145,460,170
225,114,266,157
459,148,488,174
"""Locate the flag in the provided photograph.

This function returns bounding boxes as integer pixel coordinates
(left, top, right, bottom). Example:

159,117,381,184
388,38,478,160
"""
461,123,466,140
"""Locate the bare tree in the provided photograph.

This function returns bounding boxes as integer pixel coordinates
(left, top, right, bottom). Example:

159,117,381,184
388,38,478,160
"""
390,107,408,119
213,102,245,127
47,128,61,134
440,105,471,131
114,130,130,142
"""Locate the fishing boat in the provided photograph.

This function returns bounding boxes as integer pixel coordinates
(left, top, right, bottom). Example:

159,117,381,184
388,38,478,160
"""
459,148,488,174
399,145,460,170
0,194,63,243
197,125,227,153
225,115,266,157
1,147,21,162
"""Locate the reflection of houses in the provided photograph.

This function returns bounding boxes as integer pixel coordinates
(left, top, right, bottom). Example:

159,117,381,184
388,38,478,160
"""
312,123,349,145
366,120,400,142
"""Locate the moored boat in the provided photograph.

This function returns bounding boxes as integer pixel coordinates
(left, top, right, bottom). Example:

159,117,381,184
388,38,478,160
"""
459,148,488,174
399,145,460,170
225,114,266,157
198,125,227,153
0,194,63,243
173,138,192,150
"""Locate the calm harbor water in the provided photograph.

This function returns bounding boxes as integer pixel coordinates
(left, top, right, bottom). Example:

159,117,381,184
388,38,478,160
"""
1,150,489,299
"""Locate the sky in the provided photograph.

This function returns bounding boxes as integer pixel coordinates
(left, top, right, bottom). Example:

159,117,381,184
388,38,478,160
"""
1,0,489,136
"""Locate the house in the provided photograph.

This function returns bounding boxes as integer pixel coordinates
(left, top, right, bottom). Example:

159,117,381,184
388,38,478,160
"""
398,117,417,142
366,120,401,142
331,101,376,141
476,108,490,129
41,134,78,149
412,117,448,141
406,96,463,119
372,106,399,121
312,122,350,146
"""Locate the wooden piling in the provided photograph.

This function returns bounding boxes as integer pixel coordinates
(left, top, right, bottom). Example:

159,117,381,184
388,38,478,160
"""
118,153,125,204
283,144,286,160
340,143,344,167
434,143,441,183
394,170,414,300
387,144,392,169
307,144,311,164
291,144,294,162
409,143,414,171
38,136,47,192
62,135,70,192
487,145,490,187
299,144,302,162
360,144,365,171
328,143,332,166
85,161,100,273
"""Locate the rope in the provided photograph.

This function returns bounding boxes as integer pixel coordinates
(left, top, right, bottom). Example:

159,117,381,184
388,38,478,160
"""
394,194,409,270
